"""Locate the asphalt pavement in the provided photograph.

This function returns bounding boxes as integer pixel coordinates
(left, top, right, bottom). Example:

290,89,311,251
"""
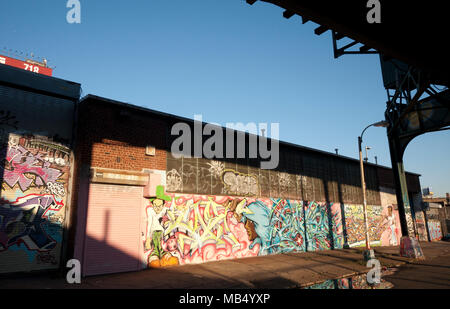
1,241,449,289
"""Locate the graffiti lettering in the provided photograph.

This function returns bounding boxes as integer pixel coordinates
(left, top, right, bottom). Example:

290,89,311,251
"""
428,221,442,241
43,182,66,197
344,205,384,247
166,169,182,192
0,194,64,251
222,170,259,196
36,252,57,265
144,187,344,268
2,145,62,192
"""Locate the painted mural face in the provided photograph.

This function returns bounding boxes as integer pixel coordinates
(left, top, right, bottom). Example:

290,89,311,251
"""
152,198,165,214
227,199,257,242
166,236,178,252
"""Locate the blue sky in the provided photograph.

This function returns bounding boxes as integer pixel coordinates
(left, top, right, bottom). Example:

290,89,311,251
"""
1,0,448,196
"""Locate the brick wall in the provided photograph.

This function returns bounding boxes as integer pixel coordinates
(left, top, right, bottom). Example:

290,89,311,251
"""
76,98,168,172
67,96,169,261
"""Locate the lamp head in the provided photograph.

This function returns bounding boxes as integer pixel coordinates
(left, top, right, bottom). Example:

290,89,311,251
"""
373,120,389,128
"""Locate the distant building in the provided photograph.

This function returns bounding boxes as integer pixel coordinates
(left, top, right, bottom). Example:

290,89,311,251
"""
422,194,450,241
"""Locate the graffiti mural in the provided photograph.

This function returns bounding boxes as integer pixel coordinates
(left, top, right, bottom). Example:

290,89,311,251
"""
414,211,428,241
144,194,259,267
0,194,63,251
427,221,442,241
344,205,383,247
379,205,400,246
304,201,343,251
0,134,70,273
2,144,63,192
167,159,262,197
143,186,343,268
222,170,259,196
263,199,305,254
344,204,402,247
166,169,182,192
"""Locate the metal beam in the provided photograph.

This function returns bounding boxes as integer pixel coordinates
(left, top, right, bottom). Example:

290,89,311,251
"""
258,0,449,86
337,40,358,53
335,33,345,40
396,84,428,123
387,133,416,237
283,10,295,19
359,45,372,52
314,25,328,36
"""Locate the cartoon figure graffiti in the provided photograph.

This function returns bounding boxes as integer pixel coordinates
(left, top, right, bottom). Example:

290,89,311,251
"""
140,183,387,268
144,193,260,267
145,196,179,268
163,234,182,261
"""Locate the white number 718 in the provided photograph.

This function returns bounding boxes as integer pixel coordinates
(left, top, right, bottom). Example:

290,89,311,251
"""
24,63,40,73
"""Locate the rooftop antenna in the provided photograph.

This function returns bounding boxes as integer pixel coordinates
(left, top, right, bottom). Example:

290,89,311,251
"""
364,146,371,162
2,47,51,68
261,128,266,137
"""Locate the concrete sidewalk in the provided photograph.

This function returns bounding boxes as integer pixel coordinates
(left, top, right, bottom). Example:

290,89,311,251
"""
1,241,449,289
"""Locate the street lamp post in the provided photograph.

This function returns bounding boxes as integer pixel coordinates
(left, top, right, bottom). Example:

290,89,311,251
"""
358,120,388,260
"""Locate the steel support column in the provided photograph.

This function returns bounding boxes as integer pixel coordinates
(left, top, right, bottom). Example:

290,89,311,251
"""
387,132,415,237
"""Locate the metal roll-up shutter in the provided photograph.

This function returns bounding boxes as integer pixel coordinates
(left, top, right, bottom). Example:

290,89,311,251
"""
83,183,143,276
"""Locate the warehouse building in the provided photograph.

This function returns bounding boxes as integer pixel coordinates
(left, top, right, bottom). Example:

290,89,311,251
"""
69,95,427,276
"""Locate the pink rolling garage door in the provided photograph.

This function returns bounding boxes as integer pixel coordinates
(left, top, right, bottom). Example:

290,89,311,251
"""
83,183,143,276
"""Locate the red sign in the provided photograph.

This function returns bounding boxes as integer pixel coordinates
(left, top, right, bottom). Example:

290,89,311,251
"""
0,54,53,76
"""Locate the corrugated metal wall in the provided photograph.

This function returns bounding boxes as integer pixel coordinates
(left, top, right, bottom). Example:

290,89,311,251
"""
0,84,75,274
166,148,381,205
